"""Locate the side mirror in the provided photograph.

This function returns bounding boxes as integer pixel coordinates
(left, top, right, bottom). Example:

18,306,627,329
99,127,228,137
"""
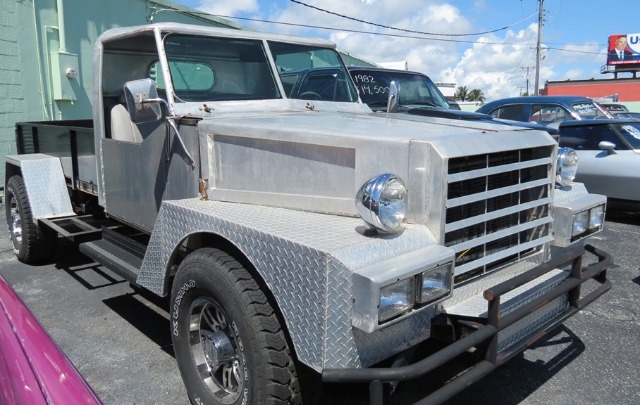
598,141,617,154
387,81,399,113
123,78,163,123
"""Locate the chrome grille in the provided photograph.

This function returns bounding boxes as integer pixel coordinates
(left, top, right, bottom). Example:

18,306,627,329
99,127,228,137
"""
445,146,554,283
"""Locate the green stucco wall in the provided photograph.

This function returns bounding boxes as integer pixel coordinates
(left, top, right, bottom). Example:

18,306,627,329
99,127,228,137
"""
0,0,27,165
0,0,240,193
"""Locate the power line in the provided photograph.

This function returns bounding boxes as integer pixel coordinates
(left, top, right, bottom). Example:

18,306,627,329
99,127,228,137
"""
149,7,609,57
211,14,606,55
289,0,528,37
545,46,603,55
207,14,511,43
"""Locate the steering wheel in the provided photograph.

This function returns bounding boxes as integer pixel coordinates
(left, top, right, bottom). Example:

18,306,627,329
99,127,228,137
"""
298,91,322,100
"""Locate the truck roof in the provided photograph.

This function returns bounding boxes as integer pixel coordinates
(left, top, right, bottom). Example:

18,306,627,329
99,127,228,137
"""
96,22,336,49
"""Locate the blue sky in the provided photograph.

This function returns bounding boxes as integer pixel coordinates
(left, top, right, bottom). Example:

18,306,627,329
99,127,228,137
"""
172,0,639,100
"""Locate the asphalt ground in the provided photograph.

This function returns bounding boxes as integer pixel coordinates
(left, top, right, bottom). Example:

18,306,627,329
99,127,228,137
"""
0,204,639,405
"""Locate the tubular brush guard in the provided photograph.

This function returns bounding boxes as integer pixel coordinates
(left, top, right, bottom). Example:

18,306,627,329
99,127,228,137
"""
322,243,612,405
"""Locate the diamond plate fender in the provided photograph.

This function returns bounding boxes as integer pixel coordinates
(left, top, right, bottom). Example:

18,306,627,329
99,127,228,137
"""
138,199,441,370
5,154,74,219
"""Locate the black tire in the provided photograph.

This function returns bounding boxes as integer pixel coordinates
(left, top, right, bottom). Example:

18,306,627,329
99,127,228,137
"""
170,248,301,405
5,175,56,263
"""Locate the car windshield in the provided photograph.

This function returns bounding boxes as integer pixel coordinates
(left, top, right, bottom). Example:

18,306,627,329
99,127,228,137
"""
160,34,281,102
612,112,640,120
615,123,640,149
269,42,358,102
350,71,450,109
571,102,610,119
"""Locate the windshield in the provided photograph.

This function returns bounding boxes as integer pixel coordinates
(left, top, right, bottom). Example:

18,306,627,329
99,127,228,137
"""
350,70,450,109
572,102,611,119
159,34,280,102
269,42,358,102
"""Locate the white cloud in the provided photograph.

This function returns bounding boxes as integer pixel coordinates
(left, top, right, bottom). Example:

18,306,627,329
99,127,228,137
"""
257,1,534,99
441,24,541,99
196,0,259,16
297,2,474,76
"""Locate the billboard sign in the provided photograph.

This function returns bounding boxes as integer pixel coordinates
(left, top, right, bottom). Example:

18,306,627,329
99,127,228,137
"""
607,33,640,67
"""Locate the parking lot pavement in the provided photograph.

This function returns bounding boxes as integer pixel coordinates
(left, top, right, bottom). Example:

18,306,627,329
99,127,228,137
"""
0,203,639,405
0,202,188,404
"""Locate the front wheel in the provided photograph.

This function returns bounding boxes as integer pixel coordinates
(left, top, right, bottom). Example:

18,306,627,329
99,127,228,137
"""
170,248,300,405
5,175,56,263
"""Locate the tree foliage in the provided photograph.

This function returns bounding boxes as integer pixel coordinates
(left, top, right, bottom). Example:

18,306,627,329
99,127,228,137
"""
454,85,468,101
468,88,485,102
455,86,485,103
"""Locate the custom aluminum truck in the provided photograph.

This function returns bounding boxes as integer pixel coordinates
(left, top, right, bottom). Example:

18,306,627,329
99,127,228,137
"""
6,23,612,404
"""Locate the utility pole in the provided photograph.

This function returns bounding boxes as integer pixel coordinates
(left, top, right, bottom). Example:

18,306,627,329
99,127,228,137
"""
534,0,544,95
521,66,534,95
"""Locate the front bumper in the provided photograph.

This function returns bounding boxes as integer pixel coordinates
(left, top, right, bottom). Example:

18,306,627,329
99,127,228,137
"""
322,243,612,405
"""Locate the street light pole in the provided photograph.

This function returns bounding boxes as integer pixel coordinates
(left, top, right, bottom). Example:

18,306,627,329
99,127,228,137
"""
534,0,544,95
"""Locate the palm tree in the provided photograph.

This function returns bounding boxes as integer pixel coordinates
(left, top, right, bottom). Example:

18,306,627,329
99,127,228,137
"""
455,85,469,101
468,88,485,103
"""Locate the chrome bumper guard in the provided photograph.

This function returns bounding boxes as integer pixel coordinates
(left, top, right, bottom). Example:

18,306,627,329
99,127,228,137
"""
322,243,612,405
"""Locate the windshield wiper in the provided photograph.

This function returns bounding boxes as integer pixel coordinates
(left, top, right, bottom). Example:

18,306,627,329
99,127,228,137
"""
366,101,388,107
408,101,440,107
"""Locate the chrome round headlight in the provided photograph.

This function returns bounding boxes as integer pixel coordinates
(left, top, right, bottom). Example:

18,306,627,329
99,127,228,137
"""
356,174,407,232
557,147,578,186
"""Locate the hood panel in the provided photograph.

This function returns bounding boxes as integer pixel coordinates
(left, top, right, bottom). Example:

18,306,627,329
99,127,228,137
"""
198,110,555,218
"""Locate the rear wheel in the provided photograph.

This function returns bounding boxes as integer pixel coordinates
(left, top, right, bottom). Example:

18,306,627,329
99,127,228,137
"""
5,175,56,263
170,248,300,405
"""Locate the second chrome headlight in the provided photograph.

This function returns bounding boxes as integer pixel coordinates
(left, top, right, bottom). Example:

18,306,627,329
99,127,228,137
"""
356,174,407,232
557,147,579,186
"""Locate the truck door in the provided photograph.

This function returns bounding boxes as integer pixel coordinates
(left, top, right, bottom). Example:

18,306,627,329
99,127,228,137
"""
102,95,199,232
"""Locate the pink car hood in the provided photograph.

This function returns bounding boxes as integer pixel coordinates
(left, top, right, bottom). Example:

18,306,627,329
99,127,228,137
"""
0,275,101,404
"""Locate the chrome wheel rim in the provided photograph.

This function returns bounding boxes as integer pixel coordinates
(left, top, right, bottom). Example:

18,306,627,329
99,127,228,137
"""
8,192,22,250
188,297,244,404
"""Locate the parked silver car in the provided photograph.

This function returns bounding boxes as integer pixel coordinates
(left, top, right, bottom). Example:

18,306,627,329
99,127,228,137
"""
558,119,640,210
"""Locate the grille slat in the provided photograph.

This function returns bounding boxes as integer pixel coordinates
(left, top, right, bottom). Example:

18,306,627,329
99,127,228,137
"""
450,216,551,254
446,146,554,282
446,197,552,233
447,178,550,208
447,157,552,183
454,235,554,275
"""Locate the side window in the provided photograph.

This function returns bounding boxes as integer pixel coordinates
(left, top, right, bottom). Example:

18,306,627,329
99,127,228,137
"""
592,125,625,149
529,104,568,123
149,61,215,91
491,105,524,121
279,73,299,97
559,127,589,149
559,125,623,150
269,41,358,102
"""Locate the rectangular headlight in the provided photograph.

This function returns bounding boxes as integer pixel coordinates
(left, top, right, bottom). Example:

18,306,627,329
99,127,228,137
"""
378,278,414,323
589,205,605,230
572,210,589,237
352,245,456,332
417,263,453,304
551,187,606,247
